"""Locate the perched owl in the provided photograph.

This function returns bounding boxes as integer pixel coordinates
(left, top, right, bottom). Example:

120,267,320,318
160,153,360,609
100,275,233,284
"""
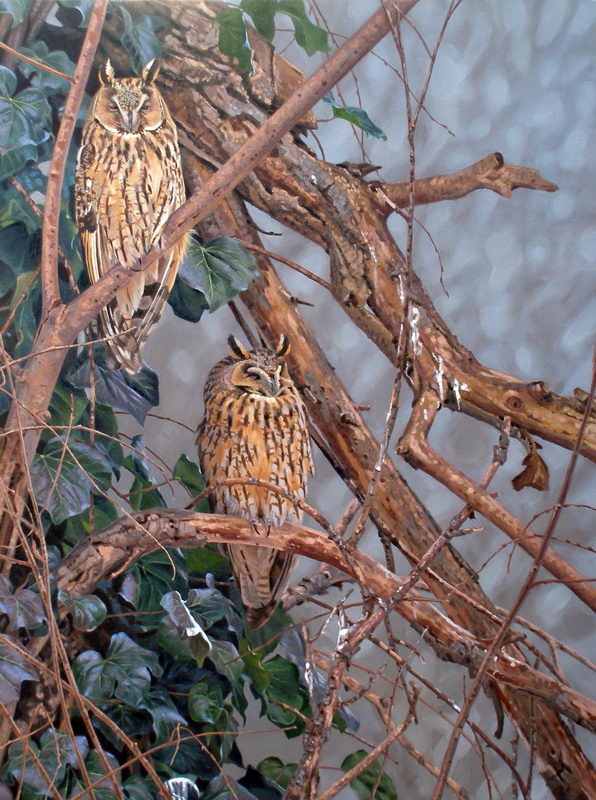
75,59,188,373
197,335,313,628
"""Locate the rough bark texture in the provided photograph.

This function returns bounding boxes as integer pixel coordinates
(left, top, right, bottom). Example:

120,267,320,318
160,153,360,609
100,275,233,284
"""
2,1,593,797
44,4,593,795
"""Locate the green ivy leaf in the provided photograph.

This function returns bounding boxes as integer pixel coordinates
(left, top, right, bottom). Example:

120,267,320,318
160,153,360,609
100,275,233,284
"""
161,590,212,666
123,775,155,800
277,0,329,55
0,166,44,233
180,237,258,312
0,66,52,180
188,678,224,724
210,638,247,717
57,0,94,27
31,437,113,524
323,92,387,140
63,494,119,544
0,575,45,632
74,750,122,795
124,549,187,618
340,749,398,800
186,546,231,579
247,605,293,657
202,775,259,800
18,42,74,95
1,267,40,360
0,0,34,25
58,589,107,631
262,654,309,736
241,764,289,798
240,0,276,41
187,586,233,630
240,639,270,694
119,6,165,74
215,6,252,72
48,380,88,428
156,616,192,661
257,756,297,791
173,453,208,511
5,728,88,795
68,348,159,426
73,632,162,706
0,633,39,704
138,687,187,743
92,401,123,475
122,434,166,510
0,223,41,276
168,274,209,322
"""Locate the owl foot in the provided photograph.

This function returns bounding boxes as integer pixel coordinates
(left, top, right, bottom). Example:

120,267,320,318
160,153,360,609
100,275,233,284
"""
251,519,270,538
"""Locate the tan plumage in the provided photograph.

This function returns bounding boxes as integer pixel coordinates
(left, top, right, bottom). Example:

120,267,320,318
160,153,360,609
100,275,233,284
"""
75,59,188,373
197,335,313,628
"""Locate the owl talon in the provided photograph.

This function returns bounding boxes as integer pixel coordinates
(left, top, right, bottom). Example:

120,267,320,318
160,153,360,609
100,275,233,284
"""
252,520,268,538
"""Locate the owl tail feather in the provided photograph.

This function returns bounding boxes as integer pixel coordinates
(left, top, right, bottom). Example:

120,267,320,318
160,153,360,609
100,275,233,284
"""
99,304,143,375
246,601,279,630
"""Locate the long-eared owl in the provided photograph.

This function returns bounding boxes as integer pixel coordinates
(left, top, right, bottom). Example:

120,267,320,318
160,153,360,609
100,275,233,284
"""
75,59,188,373
197,335,313,628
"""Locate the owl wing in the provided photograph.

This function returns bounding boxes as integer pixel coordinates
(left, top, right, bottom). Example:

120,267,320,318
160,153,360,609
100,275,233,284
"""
75,138,137,369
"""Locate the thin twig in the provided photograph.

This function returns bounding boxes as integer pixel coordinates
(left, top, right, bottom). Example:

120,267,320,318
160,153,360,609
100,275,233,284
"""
0,40,73,81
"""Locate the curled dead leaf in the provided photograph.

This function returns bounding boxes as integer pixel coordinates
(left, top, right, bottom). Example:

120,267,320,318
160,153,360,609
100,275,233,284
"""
512,444,549,492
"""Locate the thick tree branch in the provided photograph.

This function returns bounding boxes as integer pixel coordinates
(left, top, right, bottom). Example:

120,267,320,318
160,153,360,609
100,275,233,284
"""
371,152,558,210
56,508,596,736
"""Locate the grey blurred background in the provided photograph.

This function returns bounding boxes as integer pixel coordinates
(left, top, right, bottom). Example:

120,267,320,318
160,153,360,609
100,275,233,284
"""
128,1,594,796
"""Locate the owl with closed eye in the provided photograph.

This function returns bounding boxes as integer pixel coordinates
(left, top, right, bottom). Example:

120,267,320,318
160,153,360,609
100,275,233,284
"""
75,59,188,373
197,335,313,628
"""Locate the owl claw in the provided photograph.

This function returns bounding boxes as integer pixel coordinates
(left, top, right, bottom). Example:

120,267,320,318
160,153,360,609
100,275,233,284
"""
252,519,269,538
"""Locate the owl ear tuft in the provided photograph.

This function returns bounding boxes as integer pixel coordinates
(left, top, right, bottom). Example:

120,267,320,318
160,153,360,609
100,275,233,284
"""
99,60,115,86
276,334,291,357
142,59,160,85
228,336,251,360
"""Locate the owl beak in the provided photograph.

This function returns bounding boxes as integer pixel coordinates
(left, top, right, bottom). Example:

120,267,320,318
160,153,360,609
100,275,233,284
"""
257,374,279,396
256,373,279,396
125,110,140,133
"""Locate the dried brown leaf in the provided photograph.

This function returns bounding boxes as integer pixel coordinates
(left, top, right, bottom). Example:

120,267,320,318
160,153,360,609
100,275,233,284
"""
512,446,550,492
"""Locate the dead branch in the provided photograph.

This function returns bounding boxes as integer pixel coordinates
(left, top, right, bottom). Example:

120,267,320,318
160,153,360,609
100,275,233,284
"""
371,152,558,209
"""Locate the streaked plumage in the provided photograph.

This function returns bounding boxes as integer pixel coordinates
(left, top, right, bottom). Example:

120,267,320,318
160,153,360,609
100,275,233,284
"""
75,59,188,373
197,335,313,628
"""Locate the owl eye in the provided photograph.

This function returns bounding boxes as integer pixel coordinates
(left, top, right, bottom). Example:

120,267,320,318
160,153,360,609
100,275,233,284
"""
108,102,117,110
